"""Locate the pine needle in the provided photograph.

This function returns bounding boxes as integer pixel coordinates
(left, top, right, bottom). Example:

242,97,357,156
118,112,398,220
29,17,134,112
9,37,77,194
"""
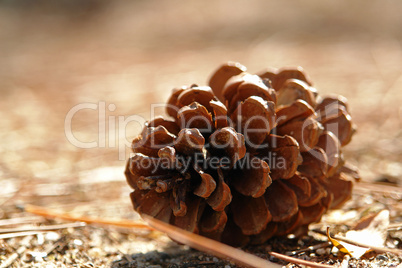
23,204,154,231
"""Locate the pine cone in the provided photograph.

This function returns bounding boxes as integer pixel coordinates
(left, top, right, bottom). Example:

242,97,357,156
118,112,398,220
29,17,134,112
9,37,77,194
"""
125,62,358,246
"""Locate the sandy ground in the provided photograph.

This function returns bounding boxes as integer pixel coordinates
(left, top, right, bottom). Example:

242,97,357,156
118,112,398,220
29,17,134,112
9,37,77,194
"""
0,1,401,267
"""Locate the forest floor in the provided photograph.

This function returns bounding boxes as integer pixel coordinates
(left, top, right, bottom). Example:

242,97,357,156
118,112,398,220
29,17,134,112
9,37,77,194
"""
0,1,401,267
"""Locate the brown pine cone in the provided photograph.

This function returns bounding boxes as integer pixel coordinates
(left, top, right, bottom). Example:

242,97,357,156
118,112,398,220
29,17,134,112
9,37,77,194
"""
125,63,358,246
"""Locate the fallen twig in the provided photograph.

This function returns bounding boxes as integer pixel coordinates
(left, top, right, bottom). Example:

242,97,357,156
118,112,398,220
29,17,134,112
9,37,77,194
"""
286,242,332,255
0,231,45,240
0,216,44,227
268,251,333,268
23,204,154,231
44,239,65,256
388,222,402,231
354,182,402,195
0,222,86,234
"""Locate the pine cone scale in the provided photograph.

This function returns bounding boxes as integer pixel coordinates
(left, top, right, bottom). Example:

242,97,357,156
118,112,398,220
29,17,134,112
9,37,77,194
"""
206,170,232,211
283,173,312,205
208,62,247,102
193,169,216,198
265,181,299,222
231,193,271,235
230,157,271,198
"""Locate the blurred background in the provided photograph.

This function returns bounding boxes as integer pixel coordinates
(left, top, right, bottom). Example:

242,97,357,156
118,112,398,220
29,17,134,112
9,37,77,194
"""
1,0,401,226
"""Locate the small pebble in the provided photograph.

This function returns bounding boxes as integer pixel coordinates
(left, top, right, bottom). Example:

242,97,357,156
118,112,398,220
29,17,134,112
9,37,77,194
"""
88,248,103,258
45,232,60,241
28,251,47,262
212,257,219,262
73,239,83,246
316,248,326,255
376,254,388,261
35,256,44,262
36,233,44,245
